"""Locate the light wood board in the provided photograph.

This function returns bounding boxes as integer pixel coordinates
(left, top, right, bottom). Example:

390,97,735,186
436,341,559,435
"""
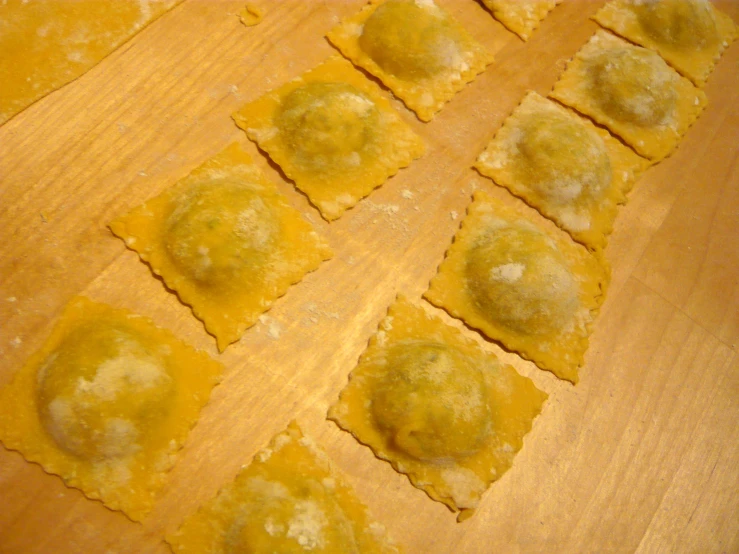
0,1,737,552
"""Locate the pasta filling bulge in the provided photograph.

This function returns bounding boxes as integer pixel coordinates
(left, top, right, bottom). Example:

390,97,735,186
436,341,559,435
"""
164,181,280,288
37,323,174,462
358,0,466,81
465,226,579,336
371,340,493,463
515,112,612,204
276,82,381,172
635,0,718,49
587,47,678,127
223,477,360,553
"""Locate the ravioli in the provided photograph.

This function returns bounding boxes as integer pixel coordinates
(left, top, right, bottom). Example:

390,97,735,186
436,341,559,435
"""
326,0,494,121
109,143,332,351
480,0,562,41
424,192,608,383
550,30,707,161
593,0,738,87
167,422,401,553
0,297,222,521
0,0,181,126
232,56,424,221
328,297,547,520
475,91,650,252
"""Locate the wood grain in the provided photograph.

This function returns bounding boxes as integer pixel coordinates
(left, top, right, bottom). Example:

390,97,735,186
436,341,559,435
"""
0,1,737,553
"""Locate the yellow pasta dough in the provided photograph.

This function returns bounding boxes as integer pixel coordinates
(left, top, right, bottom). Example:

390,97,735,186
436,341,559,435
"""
167,421,402,553
233,56,424,221
480,0,562,41
329,296,547,520
326,0,494,121
109,143,332,351
475,91,650,252
593,0,738,87
0,0,181,126
0,297,222,521
550,30,707,161
424,192,608,383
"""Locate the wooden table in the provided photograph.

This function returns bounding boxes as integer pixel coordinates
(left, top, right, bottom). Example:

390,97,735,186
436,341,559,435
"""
1,1,737,552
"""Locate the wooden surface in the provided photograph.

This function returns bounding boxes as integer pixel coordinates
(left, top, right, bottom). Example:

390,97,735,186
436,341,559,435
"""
0,1,737,552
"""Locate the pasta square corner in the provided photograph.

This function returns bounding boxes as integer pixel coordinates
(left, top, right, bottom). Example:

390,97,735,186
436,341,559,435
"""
480,0,562,41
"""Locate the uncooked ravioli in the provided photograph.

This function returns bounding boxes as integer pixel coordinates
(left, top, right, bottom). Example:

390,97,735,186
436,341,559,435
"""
550,30,707,161
167,422,401,553
233,56,425,220
329,296,547,520
326,0,494,121
424,191,609,383
475,91,650,252
109,143,333,351
0,297,222,521
593,0,738,86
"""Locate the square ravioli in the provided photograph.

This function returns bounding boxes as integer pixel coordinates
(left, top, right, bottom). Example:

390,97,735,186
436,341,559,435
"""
593,0,738,87
0,296,222,521
475,91,651,252
424,191,609,383
480,0,562,41
549,30,708,161
167,421,401,554
232,56,424,221
109,143,333,351
326,0,494,121
329,296,547,521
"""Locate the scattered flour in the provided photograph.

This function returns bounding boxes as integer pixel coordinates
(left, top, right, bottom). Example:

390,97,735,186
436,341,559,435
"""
258,315,282,340
286,499,327,550
490,263,525,283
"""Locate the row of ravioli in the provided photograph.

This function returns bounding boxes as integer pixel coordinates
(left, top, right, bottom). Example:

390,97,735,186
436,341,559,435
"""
191,0,739,541
108,0,738,358
376,0,739,528
0,0,558,127
468,0,736,374
1,0,737,552
408,0,738,524
0,1,507,551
